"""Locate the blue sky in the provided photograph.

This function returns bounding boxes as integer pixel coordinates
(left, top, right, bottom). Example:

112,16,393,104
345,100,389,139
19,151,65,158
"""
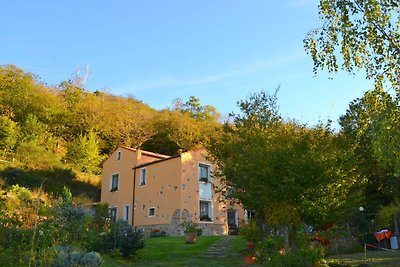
0,1,374,127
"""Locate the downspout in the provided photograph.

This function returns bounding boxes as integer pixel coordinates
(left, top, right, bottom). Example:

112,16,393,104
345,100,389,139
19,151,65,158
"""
132,166,136,227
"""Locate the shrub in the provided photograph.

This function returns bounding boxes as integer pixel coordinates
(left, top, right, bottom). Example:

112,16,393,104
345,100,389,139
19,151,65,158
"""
195,228,203,236
96,220,144,257
239,220,260,243
182,221,197,233
52,246,102,267
113,220,144,256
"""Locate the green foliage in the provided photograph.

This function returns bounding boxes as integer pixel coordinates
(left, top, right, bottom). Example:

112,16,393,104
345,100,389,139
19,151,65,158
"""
239,220,260,243
66,129,102,173
52,246,103,267
182,221,198,233
376,201,400,228
209,90,354,232
0,115,18,154
339,89,400,210
265,248,324,267
97,220,144,257
304,0,400,92
0,167,100,199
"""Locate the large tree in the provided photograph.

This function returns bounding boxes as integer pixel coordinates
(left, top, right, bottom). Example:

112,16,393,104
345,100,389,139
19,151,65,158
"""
340,89,400,210
209,90,355,252
304,0,400,91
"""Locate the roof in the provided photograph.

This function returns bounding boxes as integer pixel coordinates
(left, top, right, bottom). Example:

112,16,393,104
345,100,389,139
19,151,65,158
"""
133,154,181,169
119,146,170,159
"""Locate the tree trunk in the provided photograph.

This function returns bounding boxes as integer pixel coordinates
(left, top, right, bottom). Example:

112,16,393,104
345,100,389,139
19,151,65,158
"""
283,225,290,255
291,224,297,254
394,216,399,236
257,216,266,241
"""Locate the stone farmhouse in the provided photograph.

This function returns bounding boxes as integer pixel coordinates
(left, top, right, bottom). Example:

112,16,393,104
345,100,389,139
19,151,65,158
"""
101,146,245,236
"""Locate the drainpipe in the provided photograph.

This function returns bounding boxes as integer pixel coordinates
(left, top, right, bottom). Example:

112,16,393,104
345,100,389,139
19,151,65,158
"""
132,166,136,227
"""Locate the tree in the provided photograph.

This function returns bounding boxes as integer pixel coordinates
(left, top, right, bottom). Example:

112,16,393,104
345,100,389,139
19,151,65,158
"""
66,130,102,173
142,97,221,155
209,90,354,252
339,89,399,210
304,0,400,91
0,115,19,154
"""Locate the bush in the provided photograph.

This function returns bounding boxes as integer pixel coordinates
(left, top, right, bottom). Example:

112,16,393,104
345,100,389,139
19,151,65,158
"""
52,246,102,267
96,220,144,257
195,228,203,236
239,220,260,243
113,220,144,256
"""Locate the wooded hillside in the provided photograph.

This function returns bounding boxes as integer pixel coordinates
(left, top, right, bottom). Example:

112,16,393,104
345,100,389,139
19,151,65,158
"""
0,65,221,201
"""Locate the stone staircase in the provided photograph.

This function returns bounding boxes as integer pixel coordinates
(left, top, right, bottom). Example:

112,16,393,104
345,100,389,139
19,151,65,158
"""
202,235,238,258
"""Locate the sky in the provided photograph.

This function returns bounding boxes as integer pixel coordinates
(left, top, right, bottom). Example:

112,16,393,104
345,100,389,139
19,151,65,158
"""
0,0,375,128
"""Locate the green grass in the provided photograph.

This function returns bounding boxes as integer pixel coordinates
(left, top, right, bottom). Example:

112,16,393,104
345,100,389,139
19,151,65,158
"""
327,250,400,267
102,235,250,267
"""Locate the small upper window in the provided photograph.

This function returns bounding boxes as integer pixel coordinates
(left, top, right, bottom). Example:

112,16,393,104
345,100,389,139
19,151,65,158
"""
199,164,210,183
140,168,147,186
110,173,119,192
148,207,155,216
116,151,121,161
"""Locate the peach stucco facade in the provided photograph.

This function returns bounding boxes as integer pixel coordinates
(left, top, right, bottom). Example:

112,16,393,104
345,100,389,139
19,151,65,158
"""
101,146,245,236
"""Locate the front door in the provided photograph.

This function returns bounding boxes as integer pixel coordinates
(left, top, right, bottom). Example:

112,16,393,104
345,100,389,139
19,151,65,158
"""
227,209,238,235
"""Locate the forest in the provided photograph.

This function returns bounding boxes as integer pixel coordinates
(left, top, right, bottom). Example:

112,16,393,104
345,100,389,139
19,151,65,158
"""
0,64,222,200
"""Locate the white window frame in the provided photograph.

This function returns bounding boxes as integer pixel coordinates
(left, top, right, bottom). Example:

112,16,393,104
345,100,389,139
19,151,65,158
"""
140,168,147,186
198,163,211,183
109,206,117,222
110,173,119,192
123,204,130,221
199,200,213,222
148,207,155,217
116,150,121,161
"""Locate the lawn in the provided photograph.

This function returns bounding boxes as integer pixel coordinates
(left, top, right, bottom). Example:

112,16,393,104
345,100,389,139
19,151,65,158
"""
102,235,249,267
328,250,400,267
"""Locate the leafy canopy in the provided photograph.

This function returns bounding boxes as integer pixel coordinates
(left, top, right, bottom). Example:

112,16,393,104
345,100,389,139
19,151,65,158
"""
304,0,400,91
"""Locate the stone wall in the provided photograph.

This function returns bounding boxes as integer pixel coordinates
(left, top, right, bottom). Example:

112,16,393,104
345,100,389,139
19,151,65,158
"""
135,208,228,237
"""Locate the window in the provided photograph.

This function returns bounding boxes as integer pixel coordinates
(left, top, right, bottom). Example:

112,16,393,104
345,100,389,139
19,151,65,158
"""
123,205,130,221
140,168,147,186
148,207,155,216
226,186,234,198
116,151,121,161
199,164,210,183
109,207,117,222
110,173,119,191
199,200,212,221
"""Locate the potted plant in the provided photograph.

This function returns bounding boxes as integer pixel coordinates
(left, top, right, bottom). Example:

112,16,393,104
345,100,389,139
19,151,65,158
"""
199,177,208,183
239,220,260,264
182,221,197,243
244,255,256,265
240,220,260,249
200,215,212,222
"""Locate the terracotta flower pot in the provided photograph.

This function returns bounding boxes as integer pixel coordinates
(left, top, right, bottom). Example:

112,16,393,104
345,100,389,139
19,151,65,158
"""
184,232,197,243
244,255,256,265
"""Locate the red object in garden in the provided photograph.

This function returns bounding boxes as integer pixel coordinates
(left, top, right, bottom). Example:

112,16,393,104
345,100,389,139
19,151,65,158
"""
374,230,392,242
312,235,330,245
184,232,197,243
244,255,256,265
384,230,392,239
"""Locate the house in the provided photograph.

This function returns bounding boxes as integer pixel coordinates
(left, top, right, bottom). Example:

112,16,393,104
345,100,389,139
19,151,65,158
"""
100,146,245,236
